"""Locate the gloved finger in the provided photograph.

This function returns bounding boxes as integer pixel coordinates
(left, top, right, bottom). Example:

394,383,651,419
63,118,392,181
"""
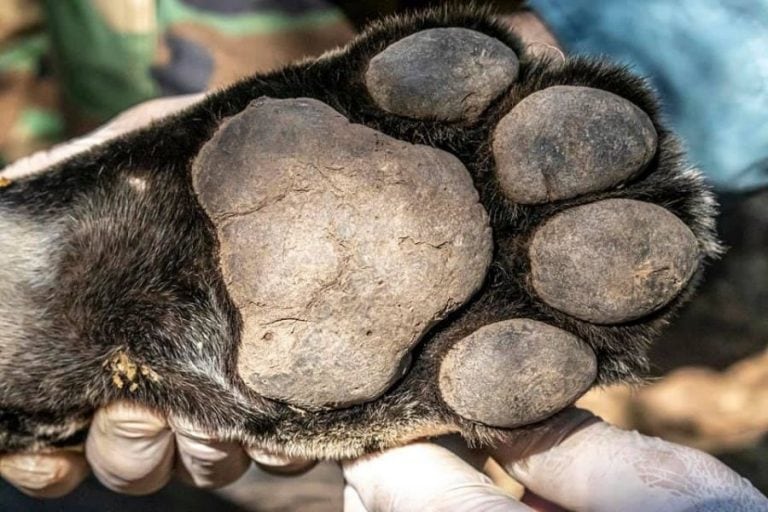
343,442,533,512
344,484,370,512
1,93,204,180
170,417,250,489
85,402,175,495
0,450,89,498
492,418,768,512
247,447,316,475
434,437,560,512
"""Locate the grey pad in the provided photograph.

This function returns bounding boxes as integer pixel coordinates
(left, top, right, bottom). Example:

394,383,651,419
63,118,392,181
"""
366,28,519,122
529,199,700,324
493,86,657,204
439,319,597,428
192,97,492,409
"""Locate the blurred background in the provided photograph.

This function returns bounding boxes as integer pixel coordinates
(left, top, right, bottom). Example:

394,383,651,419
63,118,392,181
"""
1,0,766,510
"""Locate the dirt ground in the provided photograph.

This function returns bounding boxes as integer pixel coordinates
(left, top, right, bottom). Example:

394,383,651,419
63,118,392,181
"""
2,189,766,510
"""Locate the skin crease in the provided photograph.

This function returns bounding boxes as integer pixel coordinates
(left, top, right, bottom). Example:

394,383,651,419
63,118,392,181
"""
0,11,765,512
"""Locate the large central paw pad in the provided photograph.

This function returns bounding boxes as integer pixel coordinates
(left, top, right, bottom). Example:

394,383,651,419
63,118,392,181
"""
192,98,492,408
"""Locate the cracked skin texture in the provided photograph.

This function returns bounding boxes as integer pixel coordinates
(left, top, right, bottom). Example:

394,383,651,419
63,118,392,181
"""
192,97,493,409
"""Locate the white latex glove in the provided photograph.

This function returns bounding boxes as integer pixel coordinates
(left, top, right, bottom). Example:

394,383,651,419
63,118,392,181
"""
0,401,312,497
342,410,768,512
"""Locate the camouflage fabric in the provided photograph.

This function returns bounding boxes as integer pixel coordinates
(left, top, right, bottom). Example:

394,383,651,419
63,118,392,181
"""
0,0,355,164
0,1,58,166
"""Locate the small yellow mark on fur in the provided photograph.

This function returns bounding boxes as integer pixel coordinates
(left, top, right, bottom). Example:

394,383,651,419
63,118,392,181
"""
106,351,161,391
140,364,161,382
0,177,11,188
113,352,137,381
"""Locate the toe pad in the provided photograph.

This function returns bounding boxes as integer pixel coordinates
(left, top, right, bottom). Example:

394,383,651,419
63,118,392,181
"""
530,199,700,324
439,319,597,428
366,28,519,122
493,86,657,204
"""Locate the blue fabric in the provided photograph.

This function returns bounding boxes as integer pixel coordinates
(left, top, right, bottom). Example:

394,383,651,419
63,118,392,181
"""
528,0,768,192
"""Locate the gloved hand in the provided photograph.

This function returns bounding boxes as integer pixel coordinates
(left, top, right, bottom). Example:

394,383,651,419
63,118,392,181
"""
343,408,767,511
0,401,312,497
3,401,765,510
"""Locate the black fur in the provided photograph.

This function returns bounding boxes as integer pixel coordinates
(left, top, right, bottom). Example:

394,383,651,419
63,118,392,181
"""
0,4,719,458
